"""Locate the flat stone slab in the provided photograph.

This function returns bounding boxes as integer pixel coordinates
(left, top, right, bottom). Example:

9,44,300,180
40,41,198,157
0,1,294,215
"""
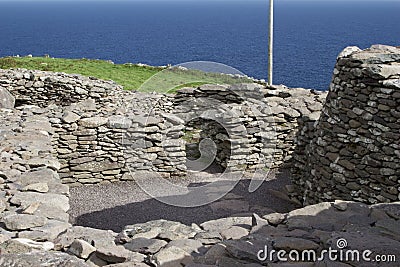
200,217,252,232
123,238,168,254
0,86,15,109
3,214,48,231
10,191,70,212
0,252,89,267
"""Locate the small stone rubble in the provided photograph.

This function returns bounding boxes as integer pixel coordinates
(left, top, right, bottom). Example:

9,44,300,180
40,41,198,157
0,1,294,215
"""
292,45,400,205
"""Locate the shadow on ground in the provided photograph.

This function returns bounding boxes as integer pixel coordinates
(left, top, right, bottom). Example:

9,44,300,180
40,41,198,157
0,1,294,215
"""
70,169,297,232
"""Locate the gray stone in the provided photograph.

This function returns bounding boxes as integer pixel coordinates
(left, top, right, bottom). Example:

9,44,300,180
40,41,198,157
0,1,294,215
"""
200,217,252,232
124,220,201,241
337,46,361,59
375,218,400,240
333,200,348,211
0,234,11,244
329,231,400,262
108,115,132,129
224,237,271,263
19,220,70,241
123,238,167,254
217,256,261,267
163,114,185,125
10,191,70,212
287,202,332,218
0,251,89,267
194,231,223,245
0,238,54,254
262,213,285,226
152,245,194,267
33,203,70,221
376,64,400,79
22,182,49,193
0,86,15,109
166,239,205,255
68,239,97,259
62,111,81,123
79,117,108,128
15,169,59,187
56,226,117,250
86,253,108,266
196,243,228,265
251,213,269,228
96,245,146,264
220,226,249,240
0,198,6,213
71,161,120,172
3,214,48,230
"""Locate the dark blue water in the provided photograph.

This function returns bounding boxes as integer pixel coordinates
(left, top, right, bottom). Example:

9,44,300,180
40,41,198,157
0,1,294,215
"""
0,0,399,90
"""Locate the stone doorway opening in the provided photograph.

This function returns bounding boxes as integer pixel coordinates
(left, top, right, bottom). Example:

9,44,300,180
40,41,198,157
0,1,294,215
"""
183,118,230,174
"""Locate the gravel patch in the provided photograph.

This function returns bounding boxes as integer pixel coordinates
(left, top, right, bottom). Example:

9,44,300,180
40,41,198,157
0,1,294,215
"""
69,169,296,232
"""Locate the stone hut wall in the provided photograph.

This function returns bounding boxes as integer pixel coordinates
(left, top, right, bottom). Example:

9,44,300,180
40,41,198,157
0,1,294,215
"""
174,83,327,170
0,68,327,185
0,69,120,107
0,106,71,244
291,45,400,205
46,95,187,185
0,69,187,185
50,107,187,185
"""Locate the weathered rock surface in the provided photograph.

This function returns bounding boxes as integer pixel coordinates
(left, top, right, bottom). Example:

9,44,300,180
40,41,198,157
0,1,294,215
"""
0,86,15,109
0,252,89,267
67,239,96,259
292,45,400,205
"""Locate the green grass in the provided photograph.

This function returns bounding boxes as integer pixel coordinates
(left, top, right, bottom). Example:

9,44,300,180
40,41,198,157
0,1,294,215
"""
0,56,159,90
0,56,255,92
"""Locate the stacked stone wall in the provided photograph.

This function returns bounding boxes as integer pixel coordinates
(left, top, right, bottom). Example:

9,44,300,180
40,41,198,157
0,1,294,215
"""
174,84,327,171
0,68,327,185
292,45,400,205
0,69,120,107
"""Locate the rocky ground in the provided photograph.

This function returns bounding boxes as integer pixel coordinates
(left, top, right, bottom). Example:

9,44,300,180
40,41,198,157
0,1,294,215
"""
2,200,400,267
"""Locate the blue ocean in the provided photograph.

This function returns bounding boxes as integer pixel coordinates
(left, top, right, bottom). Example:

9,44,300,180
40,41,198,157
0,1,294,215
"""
0,0,399,90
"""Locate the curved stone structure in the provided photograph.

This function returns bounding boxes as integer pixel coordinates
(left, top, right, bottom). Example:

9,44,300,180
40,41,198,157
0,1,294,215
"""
292,45,400,205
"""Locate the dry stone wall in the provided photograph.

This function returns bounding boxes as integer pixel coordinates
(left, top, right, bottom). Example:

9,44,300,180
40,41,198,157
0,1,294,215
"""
0,69,121,107
0,106,71,248
292,45,400,205
0,68,327,185
0,69,188,185
48,102,186,185
174,84,327,171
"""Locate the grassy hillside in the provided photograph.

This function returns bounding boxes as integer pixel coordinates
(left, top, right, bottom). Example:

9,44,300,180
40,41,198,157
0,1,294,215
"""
0,56,160,90
0,56,254,92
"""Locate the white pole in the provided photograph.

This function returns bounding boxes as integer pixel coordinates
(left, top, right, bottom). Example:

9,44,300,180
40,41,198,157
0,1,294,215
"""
268,0,274,85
